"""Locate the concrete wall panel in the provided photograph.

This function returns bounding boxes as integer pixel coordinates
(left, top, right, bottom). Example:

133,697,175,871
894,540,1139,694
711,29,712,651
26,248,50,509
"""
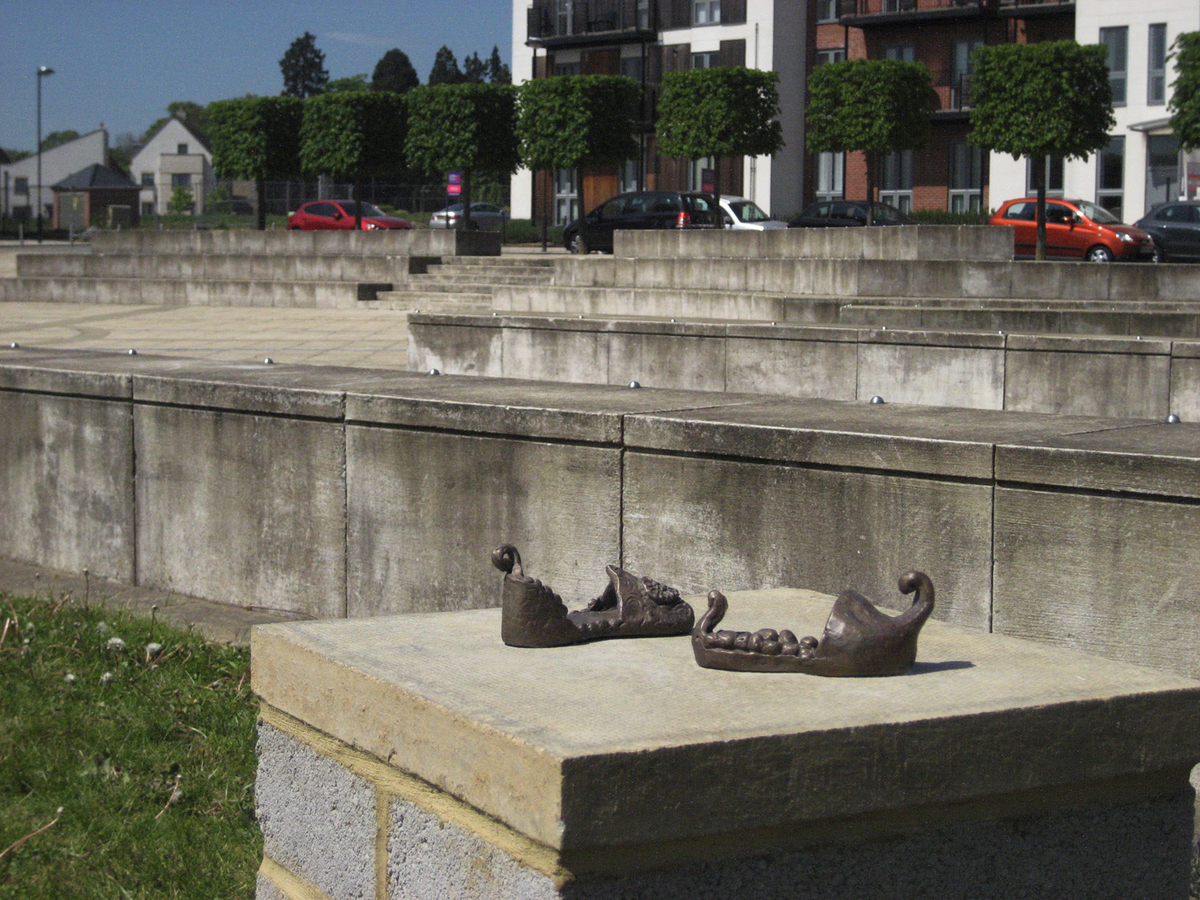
134,405,346,617
621,452,993,628
345,425,622,616
408,321,504,378
857,342,1005,409
502,326,607,383
993,487,1200,679
1004,347,1170,418
725,336,857,399
0,392,134,581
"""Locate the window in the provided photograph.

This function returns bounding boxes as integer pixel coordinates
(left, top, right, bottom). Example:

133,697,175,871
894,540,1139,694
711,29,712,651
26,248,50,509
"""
176,143,189,155
1148,24,1167,105
884,45,915,62
14,177,28,195
141,202,155,216
637,0,650,29
141,172,154,187
689,156,715,192
951,39,982,109
1096,136,1125,219
553,61,581,76
817,0,839,22
619,158,640,194
554,168,577,225
815,48,845,67
1025,156,1064,196
692,51,718,69
1145,134,1179,211
1100,27,1128,106
693,0,720,25
171,173,191,187
948,142,982,212
879,150,913,212
556,0,573,34
815,152,844,201
620,55,643,81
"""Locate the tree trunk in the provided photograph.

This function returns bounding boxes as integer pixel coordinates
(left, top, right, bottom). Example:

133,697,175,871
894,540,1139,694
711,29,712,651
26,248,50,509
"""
461,172,473,231
712,158,722,228
1033,157,1047,262
256,180,267,231
541,170,549,253
576,165,586,247
353,180,363,232
865,151,876,227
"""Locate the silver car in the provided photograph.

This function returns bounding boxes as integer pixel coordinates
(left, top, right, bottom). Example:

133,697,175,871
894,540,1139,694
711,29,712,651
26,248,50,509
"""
428,202,509,231
720,196,788,231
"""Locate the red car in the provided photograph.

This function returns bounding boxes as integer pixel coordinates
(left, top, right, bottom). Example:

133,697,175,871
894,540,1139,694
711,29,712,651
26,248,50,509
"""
287,200,412,231
988,198,1155,262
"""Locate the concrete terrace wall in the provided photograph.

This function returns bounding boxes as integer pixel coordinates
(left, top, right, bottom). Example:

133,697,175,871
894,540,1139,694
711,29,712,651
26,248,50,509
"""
3,349,1200,681
408,315,1200,420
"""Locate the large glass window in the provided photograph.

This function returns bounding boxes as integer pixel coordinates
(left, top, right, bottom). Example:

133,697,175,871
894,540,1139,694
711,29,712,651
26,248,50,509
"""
1148,24,1167,105
1100,27,1128,106
141,172,154,187
1145,134,1180,211
556,0,573,35
815,152,844,202
554,168,578,225
1096,136,1125,219
884,45,915,62
815,48,845,67
637,0,650,29
693,0,721,25
688,156,715,192
171,173,191,187
817,0,839,22
1025,156,1064,197
619,158,640,194
951,39,982,110
14,177,28,195
948,142,982,211
692,51,718,69
553,61,581,76
879,150,913,212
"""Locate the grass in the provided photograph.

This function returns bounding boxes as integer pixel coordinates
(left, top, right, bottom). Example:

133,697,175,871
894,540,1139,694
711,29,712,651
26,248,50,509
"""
0,593,260,899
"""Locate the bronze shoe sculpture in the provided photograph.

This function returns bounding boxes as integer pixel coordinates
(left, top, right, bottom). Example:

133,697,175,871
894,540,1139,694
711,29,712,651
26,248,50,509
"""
493,544,694,648
692,571,935,676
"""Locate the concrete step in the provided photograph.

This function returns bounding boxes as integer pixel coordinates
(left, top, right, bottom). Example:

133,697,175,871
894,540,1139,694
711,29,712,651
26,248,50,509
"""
0,276,389,308
839,304,1200,338
16,251,410,282
371,289,493,311
410,271,553,287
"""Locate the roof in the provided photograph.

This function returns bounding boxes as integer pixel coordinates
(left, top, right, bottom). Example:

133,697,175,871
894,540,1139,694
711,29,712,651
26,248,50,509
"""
141,114,211,152
53,164,138,191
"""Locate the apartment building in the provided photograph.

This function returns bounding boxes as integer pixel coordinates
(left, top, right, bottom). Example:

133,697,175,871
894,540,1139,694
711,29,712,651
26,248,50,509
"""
510,0,810,223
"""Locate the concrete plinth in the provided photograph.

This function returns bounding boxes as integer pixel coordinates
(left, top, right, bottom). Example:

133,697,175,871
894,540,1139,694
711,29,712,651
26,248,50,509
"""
252,588,1200,900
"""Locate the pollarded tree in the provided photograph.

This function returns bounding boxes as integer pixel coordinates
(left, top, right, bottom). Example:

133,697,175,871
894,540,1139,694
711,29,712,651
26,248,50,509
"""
406,83,519,230
372,49,420,94
280,32,329,98
517,75,640,251
970,40,1114,260
657,67,783,206
1168,32,1200,151
299,92,407,229
208,96,303,230
806,58,937,224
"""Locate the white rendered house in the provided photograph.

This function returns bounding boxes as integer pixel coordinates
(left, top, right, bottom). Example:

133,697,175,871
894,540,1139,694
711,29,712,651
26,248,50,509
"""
130,116,214,216
0,127,108,223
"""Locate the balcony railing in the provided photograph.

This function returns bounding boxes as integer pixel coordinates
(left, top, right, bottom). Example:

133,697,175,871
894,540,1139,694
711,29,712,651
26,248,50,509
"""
528,0,655,43
951,73,972,110
839,0,1068,18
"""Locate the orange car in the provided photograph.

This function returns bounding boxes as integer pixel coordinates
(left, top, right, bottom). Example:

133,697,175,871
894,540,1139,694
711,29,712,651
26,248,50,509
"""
989,198,1156,262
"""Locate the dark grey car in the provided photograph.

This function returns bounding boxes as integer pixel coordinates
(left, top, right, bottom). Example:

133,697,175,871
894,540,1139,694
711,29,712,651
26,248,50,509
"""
562,191,722,254
1134,202,1200,262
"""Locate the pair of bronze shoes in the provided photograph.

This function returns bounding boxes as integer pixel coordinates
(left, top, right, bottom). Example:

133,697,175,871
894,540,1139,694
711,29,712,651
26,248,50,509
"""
492,544,935,678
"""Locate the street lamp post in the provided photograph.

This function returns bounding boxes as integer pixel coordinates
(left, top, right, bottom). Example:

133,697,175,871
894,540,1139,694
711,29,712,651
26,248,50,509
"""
36,65,55,243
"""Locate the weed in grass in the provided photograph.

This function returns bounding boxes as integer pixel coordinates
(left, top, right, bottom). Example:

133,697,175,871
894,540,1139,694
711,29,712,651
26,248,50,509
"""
0,593,260,899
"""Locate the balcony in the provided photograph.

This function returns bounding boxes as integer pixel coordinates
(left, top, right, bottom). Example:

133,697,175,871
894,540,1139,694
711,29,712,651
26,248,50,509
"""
839,0,1070,25
527,0,656,47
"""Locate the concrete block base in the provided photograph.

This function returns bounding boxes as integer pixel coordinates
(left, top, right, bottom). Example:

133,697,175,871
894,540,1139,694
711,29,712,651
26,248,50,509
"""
253,590,1200,900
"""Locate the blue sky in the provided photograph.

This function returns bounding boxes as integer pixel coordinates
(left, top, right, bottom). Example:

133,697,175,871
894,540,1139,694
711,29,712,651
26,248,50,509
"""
0,0,513,152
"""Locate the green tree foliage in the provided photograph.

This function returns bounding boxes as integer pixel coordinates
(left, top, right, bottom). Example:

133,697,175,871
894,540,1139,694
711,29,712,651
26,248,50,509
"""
517,75,640,239
1168,32,1200,151
970,40,1113,259
168,184,194,215
2,147,31,162
428,46,464,85
300,92,408,227
372,49,420,94
207,96,303,229
657,67,784,202
488,46,511,85
328,74,370,92
39,130,80,152
406,83,519,227
807,58,936,222
463,52,487,84
280,32,329,97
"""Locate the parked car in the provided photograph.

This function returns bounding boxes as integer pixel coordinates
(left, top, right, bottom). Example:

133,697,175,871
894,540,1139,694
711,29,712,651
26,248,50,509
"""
788,200,913,227
287,200,412,231
988,198,1155,262
563,190,722,253
1133,201,1200,262
720,196,788,230
428,202,509,231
